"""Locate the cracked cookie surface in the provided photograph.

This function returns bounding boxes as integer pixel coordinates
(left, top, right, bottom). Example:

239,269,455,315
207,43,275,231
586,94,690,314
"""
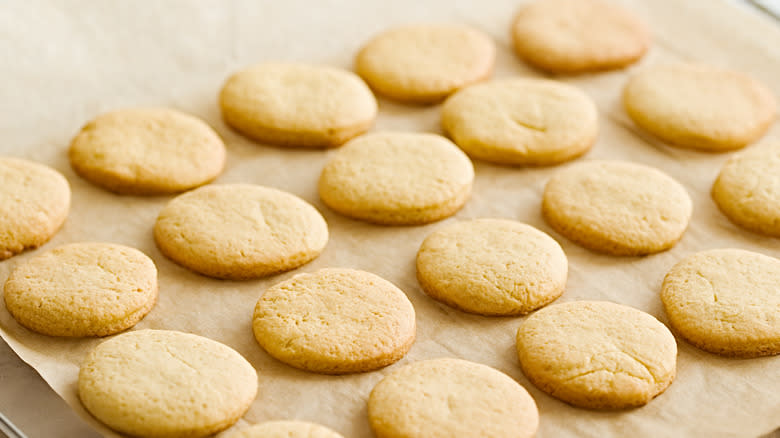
441,78,598,165
516,300,677,409
416,218,567,315
661,249,780,357
78,329,258,438
368,358,538,438
154,184,328,280
4,242,158,337
252,268,415,374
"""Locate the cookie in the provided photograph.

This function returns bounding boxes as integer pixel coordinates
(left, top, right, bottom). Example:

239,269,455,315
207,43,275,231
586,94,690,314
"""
318,132,474,225
355,24,495,103
367,358,539,438
3,242,157,337
219,63,377,148
441,78,598,166
624,64,776,151
516,301,677,409
252,268,415,374
661,249,780,357
416,218,567,316
225,421,344,438
542,160,692,255
711,142,780,237
69,108,226,195
0,157,70,260
154,184,328,280
511,0,649,73
79,329,258,438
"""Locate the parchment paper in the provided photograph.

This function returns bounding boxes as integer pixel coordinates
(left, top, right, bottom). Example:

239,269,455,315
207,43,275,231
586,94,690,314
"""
1,0,779,436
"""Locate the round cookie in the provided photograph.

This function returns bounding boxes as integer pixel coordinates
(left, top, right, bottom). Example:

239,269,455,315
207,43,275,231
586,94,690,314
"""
355,24,495,103
154,184,328,280
416,219,567,316
225,421,344,438
661,249,780,358
79,329,258,438
624,64,776,151
711,143,780,237
219,63,377,148
511,0,650,73
542,160,692,256
3,242,157,337
0,158,70,260
441,78,598,166
368,358,539,438
252,268,416,374
516,301,677,409
69,108,226,195
318,132,474,225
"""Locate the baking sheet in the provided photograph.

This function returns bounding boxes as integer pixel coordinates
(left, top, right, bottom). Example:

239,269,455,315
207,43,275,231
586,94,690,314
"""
1,0,779,436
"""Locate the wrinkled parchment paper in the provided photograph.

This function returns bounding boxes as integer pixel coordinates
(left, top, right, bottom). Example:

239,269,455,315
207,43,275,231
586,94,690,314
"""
1,0,779,436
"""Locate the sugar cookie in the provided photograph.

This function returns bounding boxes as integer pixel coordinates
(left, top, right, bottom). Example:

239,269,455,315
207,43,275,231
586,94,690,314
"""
252,268,415,374
4,242,157,337
0,157,70,260
69,108,226,195
368,358,539,438
711,143,780,237
516,301,677,409
542,160,692,255
78,329,258,438
416,218,567,315
355,24,495,103
154,184,328,280
225,421,344,438
511,0,649,73
661,249,780,357
624,64,776,151
219,63,377,148
318,132,474,225
441,78,598,165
